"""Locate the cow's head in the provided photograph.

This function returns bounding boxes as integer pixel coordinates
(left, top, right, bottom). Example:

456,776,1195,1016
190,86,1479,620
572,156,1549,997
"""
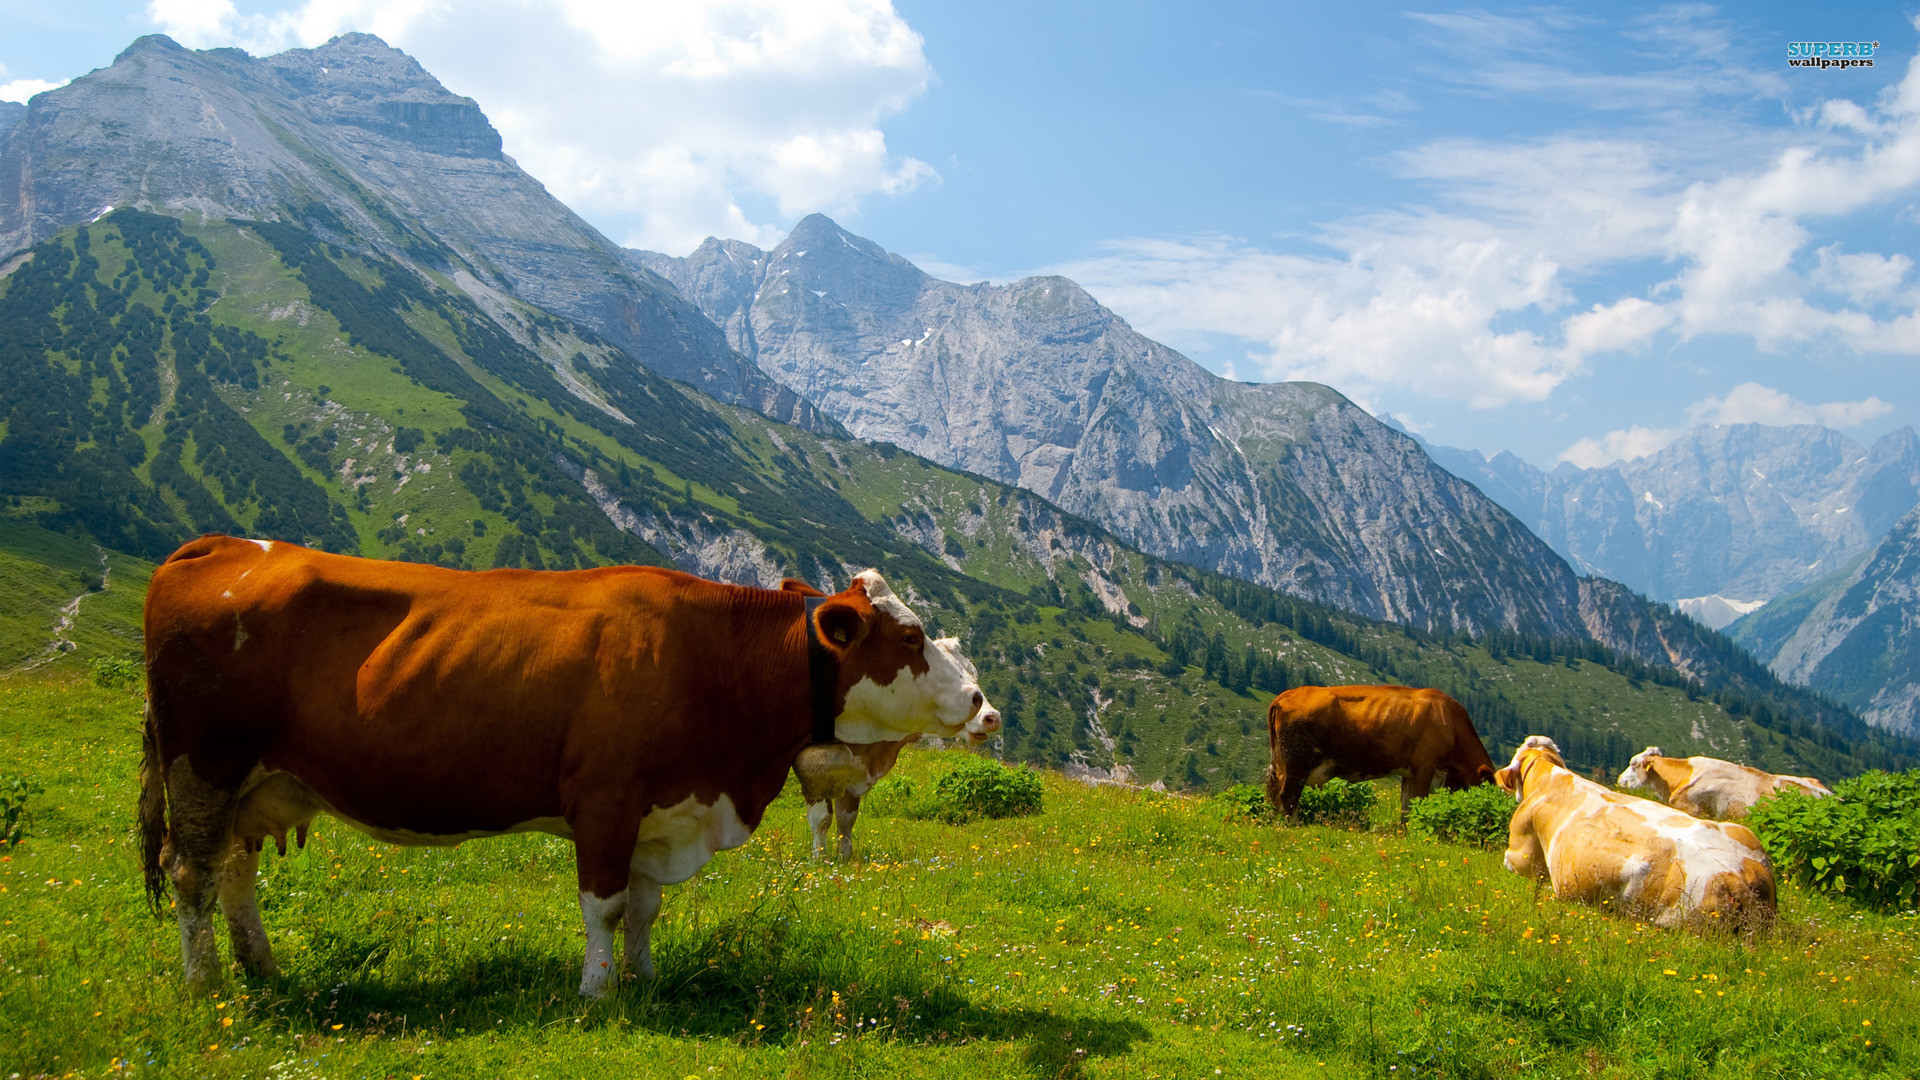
1616,746,1663,791
795,571,995,744
1494,735,1564,800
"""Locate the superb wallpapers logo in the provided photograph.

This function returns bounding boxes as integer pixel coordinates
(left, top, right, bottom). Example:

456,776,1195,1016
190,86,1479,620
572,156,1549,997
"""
1787,41,1878,69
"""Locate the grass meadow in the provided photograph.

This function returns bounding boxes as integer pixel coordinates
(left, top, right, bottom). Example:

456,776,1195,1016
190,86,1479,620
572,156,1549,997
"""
1,673,1914,1079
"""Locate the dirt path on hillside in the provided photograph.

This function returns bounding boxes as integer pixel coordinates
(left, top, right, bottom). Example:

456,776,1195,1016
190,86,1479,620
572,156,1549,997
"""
6,546,112,676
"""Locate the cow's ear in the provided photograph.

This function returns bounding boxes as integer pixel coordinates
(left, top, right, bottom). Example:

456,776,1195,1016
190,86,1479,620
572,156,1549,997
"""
1495,766,1520,796
813,595,871,650
780,578,826,597
1477,764,1496,787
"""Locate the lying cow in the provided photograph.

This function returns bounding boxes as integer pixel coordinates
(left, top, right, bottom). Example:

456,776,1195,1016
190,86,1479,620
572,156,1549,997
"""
1617,747,1832,820
1264,685,1496,820
792,703,1000,860
139,536,997,997
1498,736,1775,931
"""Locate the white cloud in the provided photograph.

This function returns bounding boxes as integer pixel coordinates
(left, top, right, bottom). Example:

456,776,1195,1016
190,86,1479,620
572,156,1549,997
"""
1059,19,1920,418
1685,382,1895,428
143,0,935,253
1558,426,1684,468
0,78,66,103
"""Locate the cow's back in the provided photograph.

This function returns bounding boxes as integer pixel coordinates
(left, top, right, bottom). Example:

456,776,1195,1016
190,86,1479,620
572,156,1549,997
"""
1268,685,1460,774
143,537,730,836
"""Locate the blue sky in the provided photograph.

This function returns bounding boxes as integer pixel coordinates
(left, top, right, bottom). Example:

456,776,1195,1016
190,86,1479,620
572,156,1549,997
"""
4,1,1915,467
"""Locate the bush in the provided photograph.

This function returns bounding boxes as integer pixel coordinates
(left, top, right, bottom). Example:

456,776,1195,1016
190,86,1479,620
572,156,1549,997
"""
1208,783,1275,822
1748,769,1920,913
1,775,45,848
1297,778,1376,829
1408,785,1515,848
90,656,142,690
924,756,1044,824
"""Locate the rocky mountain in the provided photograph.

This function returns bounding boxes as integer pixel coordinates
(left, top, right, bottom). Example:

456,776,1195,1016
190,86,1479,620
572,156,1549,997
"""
638,215,1587,638
1426,425,1920,620
0,34,825,429
15,209,1903,781
0,101,23,142
1731,504,1920,735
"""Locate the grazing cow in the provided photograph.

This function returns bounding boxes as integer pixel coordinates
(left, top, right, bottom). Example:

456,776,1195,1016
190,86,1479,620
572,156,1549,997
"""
1617,747,1833,820
1498,736,1775,931
1264,685,1497,820
792,705,1000,861
138,536,998,997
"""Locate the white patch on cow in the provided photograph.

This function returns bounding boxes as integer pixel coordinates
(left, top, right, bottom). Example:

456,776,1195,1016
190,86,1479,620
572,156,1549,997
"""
806,800,834,857
1618,854,1654,902
1305,759,1339,786
1619,795,1764,912
853,569,922,628
249,539,274,553
578,889,627,998
835,635,983,743
628,792,752,885
233,618,249,652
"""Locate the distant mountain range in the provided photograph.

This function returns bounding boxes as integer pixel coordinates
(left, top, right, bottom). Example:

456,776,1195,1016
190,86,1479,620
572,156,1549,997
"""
1,31,1912,748
1424,425,1920,621
637,215,1593,638
1730,504,1920,735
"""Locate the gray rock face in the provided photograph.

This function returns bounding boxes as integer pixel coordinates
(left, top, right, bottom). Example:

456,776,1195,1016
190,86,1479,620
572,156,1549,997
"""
0,34,825,429
0,102,23,144
1732,504,1920,734
641,214,1587,636
1430,425,1920,604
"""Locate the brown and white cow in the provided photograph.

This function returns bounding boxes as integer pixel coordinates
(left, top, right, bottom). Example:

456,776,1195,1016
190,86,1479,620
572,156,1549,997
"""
1264,685,1497,820
1498,736,1775,931
138,536,997,997
1617,747,1833,820
791,704,1000,860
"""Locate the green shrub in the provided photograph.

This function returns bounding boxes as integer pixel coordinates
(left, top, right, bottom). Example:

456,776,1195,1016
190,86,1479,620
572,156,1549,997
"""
1208,783,1275,822
1296,778,1376,829
923,756,1044,824
1748,768,1920,913
1,775,45,848
1408,784,1515,848
89,656,142,690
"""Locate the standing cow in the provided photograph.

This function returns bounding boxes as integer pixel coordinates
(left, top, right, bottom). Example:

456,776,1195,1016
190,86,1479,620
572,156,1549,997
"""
1264,685,1496,820
791,700,1000,861
1499,736,1775,931
139,536,997,997
1617,747,1832,820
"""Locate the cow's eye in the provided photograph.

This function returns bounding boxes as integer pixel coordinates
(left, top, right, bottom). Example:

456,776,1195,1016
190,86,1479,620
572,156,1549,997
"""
902,630,923,648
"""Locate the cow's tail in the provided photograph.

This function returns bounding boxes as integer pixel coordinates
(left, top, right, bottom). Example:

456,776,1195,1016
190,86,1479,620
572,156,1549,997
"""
137,697,170,916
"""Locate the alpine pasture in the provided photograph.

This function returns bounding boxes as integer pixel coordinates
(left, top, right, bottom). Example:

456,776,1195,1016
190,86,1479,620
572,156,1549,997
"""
2,673,1914,1079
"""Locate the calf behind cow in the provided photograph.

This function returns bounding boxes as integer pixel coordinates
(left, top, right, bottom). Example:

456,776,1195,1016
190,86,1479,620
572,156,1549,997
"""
138,537,997,997
1618,747,1832,820
1499,736,1775,931
1265,685,1496,820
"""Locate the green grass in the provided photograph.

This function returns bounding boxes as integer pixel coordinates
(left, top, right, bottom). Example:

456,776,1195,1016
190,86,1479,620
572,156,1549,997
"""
1,673,1913,1078
0,520,151,675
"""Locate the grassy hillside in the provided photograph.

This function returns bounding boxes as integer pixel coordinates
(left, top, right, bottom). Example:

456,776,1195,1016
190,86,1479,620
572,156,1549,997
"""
0,208,1909,786
0,673,1913,1078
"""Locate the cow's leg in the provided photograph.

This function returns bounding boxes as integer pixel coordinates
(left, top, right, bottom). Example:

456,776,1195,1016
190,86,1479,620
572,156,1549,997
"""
623,875,664,982
163,759,237,994
578,889,627,998
834,792,861,861
573,811,640,998
1402,767,1437,822
218,839,278,979
805,799,833,858
1277,768,1309,820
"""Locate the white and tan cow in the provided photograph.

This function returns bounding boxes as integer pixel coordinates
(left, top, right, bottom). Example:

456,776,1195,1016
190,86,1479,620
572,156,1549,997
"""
139,537,998,997
792,704,1001,860
1498,736,1775,931
1617,747,1832,820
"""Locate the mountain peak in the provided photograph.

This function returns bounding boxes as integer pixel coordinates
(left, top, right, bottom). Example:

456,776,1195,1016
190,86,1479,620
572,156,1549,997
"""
113,34,187,64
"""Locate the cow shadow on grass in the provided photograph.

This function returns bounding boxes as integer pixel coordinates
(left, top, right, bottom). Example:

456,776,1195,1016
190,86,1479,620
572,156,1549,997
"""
262,911,1148,1078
